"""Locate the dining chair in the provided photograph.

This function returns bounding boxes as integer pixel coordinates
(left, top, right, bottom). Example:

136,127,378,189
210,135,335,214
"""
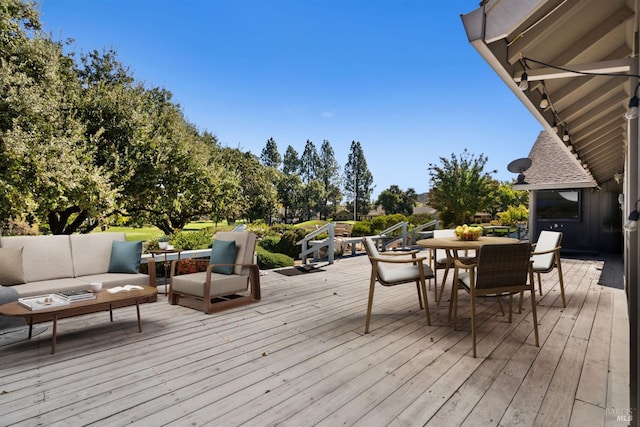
451,242,539,358
431,229,475,305
363,236,433,333
530,230,566,307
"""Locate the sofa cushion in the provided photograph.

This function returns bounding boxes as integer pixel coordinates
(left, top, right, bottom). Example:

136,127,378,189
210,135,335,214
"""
9,278,90,298
0,235,74,283
0,247,26,286
108,240,143,274
70,232,126,277
210,239,237,275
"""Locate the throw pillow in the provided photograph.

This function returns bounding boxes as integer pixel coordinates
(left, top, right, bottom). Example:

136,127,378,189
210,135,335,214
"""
0,247,26,286
210,239,237,275
108,240,143,274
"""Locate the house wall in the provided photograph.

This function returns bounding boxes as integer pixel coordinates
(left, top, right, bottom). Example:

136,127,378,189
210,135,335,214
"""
531,181,623,255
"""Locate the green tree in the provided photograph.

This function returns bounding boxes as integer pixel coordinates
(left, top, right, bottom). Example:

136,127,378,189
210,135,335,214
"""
260,137,281,168
277,172,303,222
0,2,117,234
317,140,342,219
376,185,417,216
282,145,301,175
485,179,529,218
299,139,320,184
344,141,374,220
428,149,496,227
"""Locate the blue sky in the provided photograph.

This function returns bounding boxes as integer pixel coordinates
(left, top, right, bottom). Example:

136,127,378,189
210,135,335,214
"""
38,0,542,198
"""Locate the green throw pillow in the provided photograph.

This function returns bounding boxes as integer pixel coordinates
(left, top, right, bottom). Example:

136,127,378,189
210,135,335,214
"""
0,247,26,286
210,239,237,275
108,240,142,274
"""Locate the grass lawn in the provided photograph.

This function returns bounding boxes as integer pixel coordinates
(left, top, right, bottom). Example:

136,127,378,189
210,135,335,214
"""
98,221,225,241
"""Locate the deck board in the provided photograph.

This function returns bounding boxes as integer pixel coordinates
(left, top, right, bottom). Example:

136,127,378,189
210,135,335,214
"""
0,251,628,426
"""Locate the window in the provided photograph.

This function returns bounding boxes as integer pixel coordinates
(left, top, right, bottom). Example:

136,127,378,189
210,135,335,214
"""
536,190,581,221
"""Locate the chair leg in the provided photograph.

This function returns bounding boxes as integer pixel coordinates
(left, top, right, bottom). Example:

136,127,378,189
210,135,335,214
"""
530,287,540,347
556,257,566,308
537,271,543,296
415,281,424,309
471,294,477,358
364,273,377,334
419,278,431,326
508,294,513,323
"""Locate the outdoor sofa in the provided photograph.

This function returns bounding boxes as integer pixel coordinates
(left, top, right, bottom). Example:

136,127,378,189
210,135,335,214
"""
0,232,156,299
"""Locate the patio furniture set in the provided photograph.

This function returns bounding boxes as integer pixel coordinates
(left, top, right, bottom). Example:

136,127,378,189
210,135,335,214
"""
363,230,564,357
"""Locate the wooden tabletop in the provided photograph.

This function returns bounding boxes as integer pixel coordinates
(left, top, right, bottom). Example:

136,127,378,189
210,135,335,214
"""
416,236,520,250
0,285,157,317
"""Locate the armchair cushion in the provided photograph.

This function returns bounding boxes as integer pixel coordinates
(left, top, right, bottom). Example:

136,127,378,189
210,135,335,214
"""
0,247,25,286
210,239,237,275
108,240,142,274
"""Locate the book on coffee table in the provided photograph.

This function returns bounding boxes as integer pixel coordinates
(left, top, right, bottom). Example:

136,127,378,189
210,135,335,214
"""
57,289,96,301
107,285,144,294
18,294,71,311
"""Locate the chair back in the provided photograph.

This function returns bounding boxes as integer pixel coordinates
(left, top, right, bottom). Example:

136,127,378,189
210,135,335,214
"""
474,243,531,290
532,231,562,271
213,231,257,275
363,236,390,282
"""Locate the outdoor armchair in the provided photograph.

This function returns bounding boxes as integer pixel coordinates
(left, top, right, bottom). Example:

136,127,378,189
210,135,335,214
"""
363,236,433,334
168,232,260,314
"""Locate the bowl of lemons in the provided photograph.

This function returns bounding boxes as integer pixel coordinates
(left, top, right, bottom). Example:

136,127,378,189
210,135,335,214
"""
455,224,483,241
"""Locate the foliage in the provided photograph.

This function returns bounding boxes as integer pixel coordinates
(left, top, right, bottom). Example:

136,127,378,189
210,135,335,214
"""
171,228,214,250
485,179,529,218
256,246,294,269
407,213,436,227
260,137,281,168
370,214,407,233
317,140,342,220
376,185,418,216
299,139,320,184
351,221,372,236
282,145,301,175
257,235,280,252
246,221,271,238
498,204,529,226
344,141,374,219
275,229,307,259
428,149,495,227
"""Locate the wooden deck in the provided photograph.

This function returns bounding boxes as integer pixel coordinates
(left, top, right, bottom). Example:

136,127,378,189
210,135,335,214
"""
0,251,629,426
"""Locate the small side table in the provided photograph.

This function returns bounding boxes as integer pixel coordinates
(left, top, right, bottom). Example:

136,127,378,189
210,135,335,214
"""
149,249,183,295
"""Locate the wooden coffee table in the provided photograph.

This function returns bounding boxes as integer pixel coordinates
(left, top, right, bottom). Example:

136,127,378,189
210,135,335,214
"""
0,285,157,354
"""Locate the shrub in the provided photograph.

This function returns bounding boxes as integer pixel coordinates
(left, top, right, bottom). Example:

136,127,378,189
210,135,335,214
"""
407,213,435,227
275,229,307,259
246,222,271,238
258,235,280,253
498,204,529,226
256,246,294,269
351,221,371,236
172,228,214,250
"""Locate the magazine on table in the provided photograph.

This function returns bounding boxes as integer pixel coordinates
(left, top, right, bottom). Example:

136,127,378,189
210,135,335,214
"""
57,289,96,301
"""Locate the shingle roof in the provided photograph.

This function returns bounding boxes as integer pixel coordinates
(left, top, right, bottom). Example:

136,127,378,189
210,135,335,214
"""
514,130,597,190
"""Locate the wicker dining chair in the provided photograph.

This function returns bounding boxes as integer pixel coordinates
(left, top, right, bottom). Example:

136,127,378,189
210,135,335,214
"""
451,242,539,358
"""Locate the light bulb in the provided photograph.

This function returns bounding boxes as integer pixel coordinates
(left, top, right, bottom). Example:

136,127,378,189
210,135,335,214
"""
626,95,639,119
551,120,558,133
563,130,570,142
539,94,549,109
519,72,529,90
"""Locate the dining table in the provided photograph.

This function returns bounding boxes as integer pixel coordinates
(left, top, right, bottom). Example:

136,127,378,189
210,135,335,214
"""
416,235,521,305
